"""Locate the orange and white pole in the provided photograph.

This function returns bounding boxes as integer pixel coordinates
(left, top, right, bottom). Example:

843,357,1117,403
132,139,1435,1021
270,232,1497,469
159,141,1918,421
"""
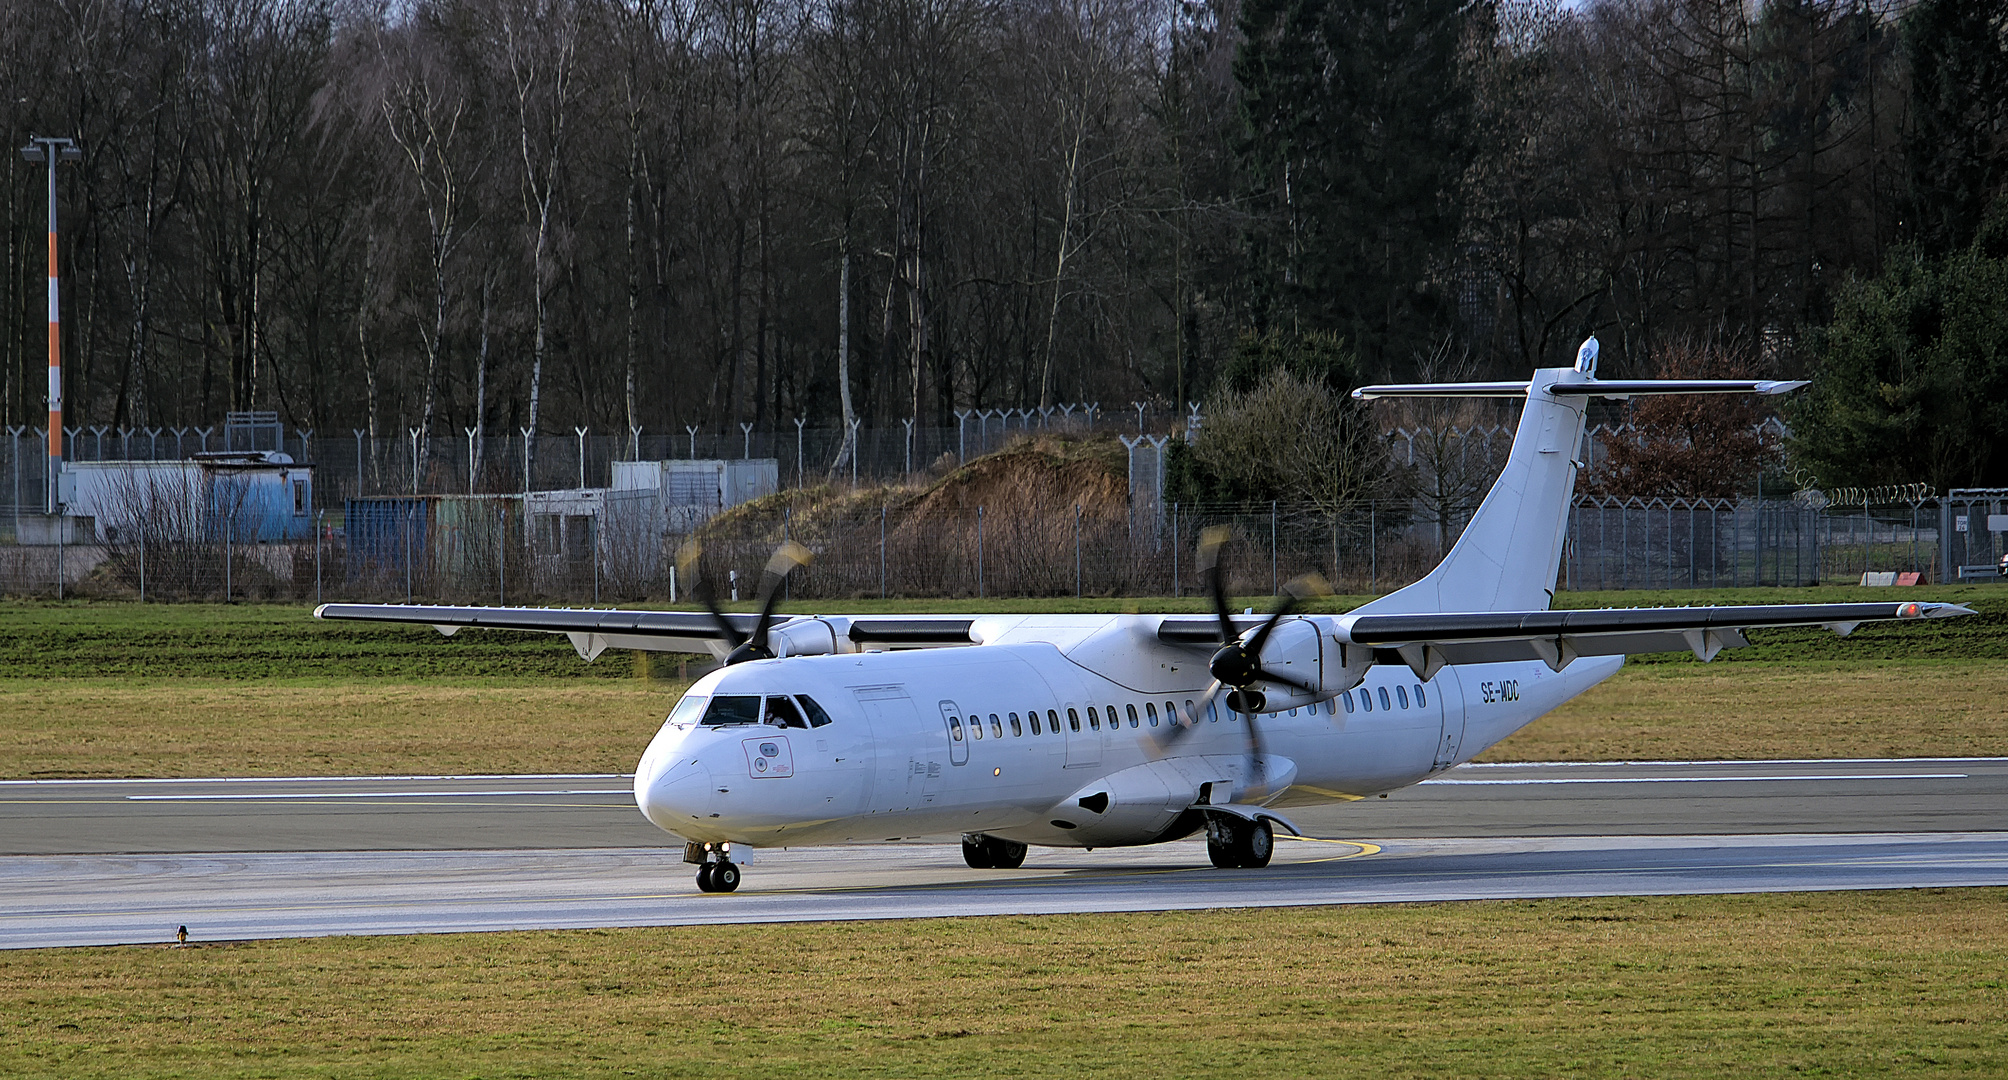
21,136,77,515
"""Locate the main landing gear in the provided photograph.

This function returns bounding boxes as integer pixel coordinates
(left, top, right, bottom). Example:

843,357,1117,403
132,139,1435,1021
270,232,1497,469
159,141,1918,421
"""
686,841,742,893
1206,815,1273,869
961,833,1029,869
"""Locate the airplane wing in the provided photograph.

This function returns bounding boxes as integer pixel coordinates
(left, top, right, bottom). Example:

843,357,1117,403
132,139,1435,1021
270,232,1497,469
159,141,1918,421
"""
312,603,977,661
1339,601,1973,680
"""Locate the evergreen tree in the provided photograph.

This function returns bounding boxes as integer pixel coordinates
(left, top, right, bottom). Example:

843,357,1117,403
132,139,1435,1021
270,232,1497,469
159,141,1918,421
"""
1902,0,2008,254
1235,0,1485,373
1792,199,2008,491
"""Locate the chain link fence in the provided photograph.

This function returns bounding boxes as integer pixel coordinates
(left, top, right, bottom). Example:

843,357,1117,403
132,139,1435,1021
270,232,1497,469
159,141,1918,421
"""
0,492,1956,603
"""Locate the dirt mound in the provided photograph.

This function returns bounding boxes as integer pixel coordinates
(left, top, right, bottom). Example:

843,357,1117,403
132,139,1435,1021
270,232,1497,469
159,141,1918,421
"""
894,435,1129,533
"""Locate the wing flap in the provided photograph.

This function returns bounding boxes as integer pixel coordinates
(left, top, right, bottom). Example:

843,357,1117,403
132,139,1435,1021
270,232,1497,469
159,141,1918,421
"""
1347,601,1969,676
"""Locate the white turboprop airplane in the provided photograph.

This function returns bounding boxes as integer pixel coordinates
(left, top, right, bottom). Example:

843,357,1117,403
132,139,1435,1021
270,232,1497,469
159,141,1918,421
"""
318,339,1971,892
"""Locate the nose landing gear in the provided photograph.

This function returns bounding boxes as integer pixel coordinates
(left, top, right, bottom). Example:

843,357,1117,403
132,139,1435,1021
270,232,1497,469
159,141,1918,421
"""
685,841,743,893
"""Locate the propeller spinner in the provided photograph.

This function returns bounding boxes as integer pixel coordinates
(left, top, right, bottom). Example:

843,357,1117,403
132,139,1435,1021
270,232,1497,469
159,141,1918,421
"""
1157,527,1331,763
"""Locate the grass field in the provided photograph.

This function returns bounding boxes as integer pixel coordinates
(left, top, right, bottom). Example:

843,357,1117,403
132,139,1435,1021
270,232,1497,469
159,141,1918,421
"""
3,890,2003,1078
0,587,2001,777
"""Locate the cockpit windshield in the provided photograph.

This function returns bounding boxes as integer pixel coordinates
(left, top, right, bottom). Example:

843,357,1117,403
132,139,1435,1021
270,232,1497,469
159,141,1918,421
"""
700,695,763,726
665,694,709,727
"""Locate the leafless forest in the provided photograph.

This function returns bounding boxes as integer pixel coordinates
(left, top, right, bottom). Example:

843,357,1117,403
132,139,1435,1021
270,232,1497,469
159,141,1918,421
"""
0,0,1948,463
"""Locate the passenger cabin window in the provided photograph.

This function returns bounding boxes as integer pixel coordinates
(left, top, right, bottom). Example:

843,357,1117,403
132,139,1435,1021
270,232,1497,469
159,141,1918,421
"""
1106,705,1120,730
1126,704,1139,728
968,712,982,739
1048,709,1061,734
764,696,810,729
1068,708,1081,732
1207,699,1221,724
1187,699,1200,722
667,694,709,726
1009,712,1023,737
1378,687,1392,711
1359,688,1373,712
1086,707,1100,731
1396,686,1409,709
701,695,762,726
948,715,964,741
1145,702,1159,727
990,713,1004,739
1028,708,1042,735
797,695,835,728
1415,686,1427,707
1342,693,1355,714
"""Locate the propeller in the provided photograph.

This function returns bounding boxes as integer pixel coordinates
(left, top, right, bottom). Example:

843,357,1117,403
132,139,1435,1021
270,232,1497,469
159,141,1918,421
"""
1157,527,1331,772
676,540,815,665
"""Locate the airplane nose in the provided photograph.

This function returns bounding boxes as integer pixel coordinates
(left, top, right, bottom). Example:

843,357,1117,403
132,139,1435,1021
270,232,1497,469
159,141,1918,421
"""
635,756,713,833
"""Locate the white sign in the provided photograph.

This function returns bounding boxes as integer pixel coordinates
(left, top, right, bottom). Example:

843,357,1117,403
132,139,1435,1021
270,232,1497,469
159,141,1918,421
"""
1956,515,1969,533
1991,515,2008,533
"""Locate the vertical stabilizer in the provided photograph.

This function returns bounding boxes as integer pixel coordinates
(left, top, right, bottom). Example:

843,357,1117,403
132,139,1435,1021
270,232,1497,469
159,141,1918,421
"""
1349,339,1806,615
1352,368,1589,615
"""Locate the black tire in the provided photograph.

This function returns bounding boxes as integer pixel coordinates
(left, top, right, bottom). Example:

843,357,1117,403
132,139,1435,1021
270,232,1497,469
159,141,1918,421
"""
1243,818,1274,869
962,835,995,869
695,863,717,892
712,862,742,892
1205,816,1274,869
989,838,1028,869
1205,817,1241,868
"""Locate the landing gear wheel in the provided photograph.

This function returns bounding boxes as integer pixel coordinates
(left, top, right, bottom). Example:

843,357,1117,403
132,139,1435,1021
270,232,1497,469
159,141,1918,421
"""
711,862,741,892
988,838,1028,869
1206,816,1274,869
963,834,1029,870
695,862,717,892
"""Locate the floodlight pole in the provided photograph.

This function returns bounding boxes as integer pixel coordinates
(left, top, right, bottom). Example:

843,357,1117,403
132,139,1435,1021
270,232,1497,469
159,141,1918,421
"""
21,136,80,515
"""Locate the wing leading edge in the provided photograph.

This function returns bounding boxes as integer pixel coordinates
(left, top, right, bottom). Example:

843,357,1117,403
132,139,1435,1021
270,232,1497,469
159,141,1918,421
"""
1339,601,1972,680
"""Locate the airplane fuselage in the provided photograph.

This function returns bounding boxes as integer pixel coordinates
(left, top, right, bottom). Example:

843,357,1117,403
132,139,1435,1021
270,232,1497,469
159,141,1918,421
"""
633,639,1624,849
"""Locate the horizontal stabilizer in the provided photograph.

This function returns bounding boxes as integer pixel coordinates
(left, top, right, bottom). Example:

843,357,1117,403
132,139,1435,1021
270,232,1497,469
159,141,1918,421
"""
1353,377,1807,400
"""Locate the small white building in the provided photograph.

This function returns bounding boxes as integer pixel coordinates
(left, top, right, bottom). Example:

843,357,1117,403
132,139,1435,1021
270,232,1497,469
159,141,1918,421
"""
611,458,777,531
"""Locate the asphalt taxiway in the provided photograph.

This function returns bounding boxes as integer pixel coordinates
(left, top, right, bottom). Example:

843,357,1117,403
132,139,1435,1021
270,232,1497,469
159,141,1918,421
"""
3,758,2004,948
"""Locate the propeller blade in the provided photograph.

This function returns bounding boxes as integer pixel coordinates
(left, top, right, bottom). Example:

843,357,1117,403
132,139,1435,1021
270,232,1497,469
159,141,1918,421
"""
746,541,815,656
676,541,744,648
1196,526,1236,645
1151,678,1224,756
1255,669,1320,695
1242,572,1331,656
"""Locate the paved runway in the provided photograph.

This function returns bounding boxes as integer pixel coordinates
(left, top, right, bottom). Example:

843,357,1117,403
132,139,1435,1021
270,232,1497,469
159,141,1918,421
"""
4,758,2005,948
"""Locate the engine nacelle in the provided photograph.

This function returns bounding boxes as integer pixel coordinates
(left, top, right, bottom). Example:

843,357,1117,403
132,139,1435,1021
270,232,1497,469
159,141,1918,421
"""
767,618,840,658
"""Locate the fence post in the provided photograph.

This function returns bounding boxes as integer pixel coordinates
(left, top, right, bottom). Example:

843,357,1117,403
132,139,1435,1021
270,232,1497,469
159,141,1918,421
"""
223,511,231,601
976,504,985,598
315,510,323,606
592,514,600,605
1369,503,1377,593
1270,501,1278,596
498,503,507,606
879,503,887,599
1171,502,1180,599
404,503,413,603
57,522,64,600
1074,504,1082,598
139,530,146,603
794,418,805,485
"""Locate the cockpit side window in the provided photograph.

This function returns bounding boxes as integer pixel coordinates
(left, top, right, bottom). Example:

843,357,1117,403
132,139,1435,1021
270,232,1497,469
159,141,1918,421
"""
700,695,762,726
666,694,709,727
764,696,809,729
796,695,834,728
